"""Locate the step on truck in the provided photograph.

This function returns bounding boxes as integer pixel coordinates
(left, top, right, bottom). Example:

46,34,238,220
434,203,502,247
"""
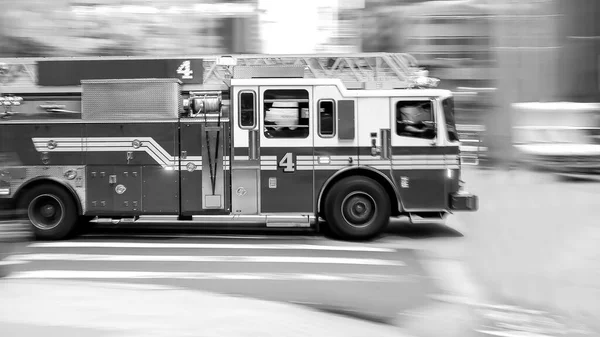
0,53,478,241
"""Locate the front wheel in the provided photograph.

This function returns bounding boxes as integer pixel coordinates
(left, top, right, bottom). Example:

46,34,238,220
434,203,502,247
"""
19,184,79,240
324,176,391,241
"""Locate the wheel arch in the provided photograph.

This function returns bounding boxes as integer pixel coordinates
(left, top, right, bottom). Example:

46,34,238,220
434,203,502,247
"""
317,166,403,217
14,177,83,215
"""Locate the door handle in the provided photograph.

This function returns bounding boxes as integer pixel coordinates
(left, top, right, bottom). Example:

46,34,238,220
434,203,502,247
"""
370,141,381,156
370,133,381,157
109,175,117,185
371,130,391,159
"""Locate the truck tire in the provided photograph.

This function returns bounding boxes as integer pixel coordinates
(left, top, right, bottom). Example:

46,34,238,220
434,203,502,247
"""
324,176,391,241
20,184,78,240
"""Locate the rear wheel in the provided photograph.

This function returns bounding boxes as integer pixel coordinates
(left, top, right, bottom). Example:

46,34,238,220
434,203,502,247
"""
19,184,78,240
324,176,391,241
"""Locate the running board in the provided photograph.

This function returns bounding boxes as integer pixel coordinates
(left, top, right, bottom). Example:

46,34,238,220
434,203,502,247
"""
90,214,314,228
407,212,445,224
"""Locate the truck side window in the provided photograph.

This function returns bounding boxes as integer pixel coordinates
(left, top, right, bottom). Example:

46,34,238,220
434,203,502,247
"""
239,91,256,129
442,97,459,142
263,89,310,139
396,100,436,140
318,99,336,137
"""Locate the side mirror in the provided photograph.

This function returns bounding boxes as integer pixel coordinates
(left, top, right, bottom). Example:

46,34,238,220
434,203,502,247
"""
422,121,437,145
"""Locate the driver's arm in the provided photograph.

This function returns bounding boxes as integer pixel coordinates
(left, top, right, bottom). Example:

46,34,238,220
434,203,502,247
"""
404,125,425,133
398,114,425,133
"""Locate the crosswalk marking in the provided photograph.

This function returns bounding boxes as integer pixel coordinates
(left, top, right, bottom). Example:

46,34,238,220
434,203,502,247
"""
0,260,29,266
14,240,409,286
6,270,400,282
29,242,396,252
9,254,405,266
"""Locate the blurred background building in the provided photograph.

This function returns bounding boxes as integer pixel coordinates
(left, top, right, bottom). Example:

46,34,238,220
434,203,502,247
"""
0,0,262,56
361,0,495,125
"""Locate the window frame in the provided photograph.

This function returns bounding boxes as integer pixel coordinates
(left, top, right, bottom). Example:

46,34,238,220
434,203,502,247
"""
238,90,257,130
317,99,337,138
394,98,437,140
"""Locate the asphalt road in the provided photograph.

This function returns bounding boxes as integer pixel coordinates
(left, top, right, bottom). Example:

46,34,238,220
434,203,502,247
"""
4,219,465,325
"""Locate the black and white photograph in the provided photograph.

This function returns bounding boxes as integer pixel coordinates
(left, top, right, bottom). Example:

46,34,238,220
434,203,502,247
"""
0,0,599,336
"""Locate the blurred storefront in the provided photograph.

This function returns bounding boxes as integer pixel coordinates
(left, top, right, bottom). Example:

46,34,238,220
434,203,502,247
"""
556,0,600,103
480,0,599,166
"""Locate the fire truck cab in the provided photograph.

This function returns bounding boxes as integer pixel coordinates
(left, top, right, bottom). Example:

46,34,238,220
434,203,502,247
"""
0,53,478,241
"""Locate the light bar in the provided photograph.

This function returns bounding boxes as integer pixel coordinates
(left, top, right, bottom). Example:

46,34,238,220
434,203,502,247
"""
0,96,23,106
216,56,237,66
412,76,440,88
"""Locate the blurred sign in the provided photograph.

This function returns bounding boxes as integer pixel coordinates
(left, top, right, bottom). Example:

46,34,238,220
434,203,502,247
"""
339,0,365,9
38,59,205,86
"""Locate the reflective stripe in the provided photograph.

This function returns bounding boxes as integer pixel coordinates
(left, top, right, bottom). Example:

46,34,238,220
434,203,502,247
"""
31,137,462,171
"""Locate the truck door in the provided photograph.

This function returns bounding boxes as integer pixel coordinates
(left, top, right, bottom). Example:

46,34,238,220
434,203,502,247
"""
259,86,314,213
231,86,260,214
389,97,447,211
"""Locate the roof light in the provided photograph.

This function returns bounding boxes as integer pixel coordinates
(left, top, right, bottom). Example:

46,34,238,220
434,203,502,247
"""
217,56,237,66
411,76,440,88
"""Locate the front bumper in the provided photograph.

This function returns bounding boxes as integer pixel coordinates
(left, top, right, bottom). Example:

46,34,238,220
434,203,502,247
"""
450,192,479,211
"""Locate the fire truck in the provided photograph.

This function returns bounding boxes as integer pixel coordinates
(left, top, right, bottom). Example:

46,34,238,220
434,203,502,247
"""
0,53,478,241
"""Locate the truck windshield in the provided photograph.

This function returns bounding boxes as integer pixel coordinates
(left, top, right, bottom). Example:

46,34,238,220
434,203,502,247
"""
442,97,459,142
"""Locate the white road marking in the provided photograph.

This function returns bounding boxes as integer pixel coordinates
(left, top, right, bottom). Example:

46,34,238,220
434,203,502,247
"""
474,330,554,337
79,234,290,240
8,254,404,266
6,270,399,282
0,260,29,266
28,242,396,252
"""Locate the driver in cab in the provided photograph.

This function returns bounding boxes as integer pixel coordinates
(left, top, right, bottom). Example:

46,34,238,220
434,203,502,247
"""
397,103,435,139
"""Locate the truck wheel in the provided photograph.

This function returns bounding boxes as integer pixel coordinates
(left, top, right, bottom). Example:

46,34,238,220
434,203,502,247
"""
20,185,78,240
324,176,391,241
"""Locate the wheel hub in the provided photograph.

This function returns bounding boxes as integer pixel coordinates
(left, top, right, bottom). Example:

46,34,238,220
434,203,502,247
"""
341,192,376,228
41,205,56,218
353,202,366,214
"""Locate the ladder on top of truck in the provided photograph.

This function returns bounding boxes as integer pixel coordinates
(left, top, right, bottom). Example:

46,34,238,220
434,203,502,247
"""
0,52,427,93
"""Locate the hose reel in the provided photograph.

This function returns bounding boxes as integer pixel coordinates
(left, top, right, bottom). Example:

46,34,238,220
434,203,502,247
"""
183,91,222,117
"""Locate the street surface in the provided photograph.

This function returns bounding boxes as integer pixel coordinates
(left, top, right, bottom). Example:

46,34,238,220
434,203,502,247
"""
455,167,600,337
4,220,465,325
